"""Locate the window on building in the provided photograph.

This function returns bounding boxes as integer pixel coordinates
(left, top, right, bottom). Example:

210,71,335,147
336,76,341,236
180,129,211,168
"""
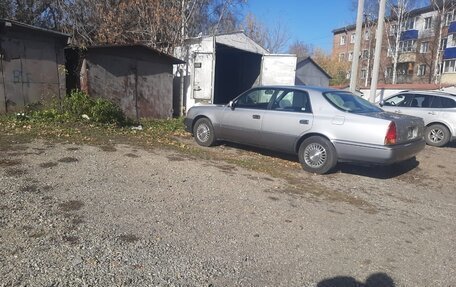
451,35,456,47
390,24,398,36
420,42,429,53
350,33,355,43
441,37,448,50
364,30,370,40
387,45,395,57
399,40,416,52
397,63,414,75
444,59,456,73
424,17,432,29
340,35,346,45
361,69,367,79
417,64,426,76
385,67,393,78
339,53,345,62
348,51,354,62
445,11,454,26
362,49,369,59
437,62,443,74
404,17,416,30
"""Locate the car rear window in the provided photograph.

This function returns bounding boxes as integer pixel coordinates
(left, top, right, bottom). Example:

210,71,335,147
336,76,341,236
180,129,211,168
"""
431,96,456,108
323,91,382,113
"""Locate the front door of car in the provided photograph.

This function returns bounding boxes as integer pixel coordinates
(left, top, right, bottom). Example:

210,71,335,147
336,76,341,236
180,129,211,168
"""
219,88,276,145
382,93,414,114
261,89,314,153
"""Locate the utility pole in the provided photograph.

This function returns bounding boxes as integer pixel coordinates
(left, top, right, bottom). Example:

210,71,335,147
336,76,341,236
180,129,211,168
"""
349,0,365,93
369,0,387,102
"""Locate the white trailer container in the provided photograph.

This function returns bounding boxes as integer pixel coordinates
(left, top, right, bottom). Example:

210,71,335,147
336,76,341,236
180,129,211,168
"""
173,32,296,114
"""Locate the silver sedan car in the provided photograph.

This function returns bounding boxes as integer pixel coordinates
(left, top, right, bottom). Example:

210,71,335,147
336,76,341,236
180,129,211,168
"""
185,86,425,174
380,90,456,147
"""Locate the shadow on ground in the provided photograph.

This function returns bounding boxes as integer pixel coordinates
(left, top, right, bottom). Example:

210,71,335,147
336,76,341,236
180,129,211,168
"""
217,141,419,179
317,272,395,287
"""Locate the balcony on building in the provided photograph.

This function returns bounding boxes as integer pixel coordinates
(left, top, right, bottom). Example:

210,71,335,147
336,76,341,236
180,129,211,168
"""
398,29,418,63
444,21,456,60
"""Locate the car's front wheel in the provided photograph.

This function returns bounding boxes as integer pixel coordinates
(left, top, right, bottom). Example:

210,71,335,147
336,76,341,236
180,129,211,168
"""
425,124,450,147
193,118,216,147
298,136,337,174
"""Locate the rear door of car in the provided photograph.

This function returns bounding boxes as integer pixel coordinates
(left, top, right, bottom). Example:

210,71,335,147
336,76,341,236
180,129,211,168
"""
219,88,276,145
429,95,456,133
260,89,314,153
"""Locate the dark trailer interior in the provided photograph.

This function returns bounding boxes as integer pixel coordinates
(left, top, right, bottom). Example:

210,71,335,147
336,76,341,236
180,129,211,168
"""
213,43,262,104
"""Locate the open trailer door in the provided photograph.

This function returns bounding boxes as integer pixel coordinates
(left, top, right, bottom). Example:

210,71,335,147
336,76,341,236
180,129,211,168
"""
192,52,214,100
260,54,297,85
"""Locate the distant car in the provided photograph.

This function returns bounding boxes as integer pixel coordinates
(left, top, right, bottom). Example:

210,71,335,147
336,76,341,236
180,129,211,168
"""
380,91,456,147
184,86,425,174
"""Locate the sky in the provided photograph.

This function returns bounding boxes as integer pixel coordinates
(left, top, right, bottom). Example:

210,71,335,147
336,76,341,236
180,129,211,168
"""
244,0,359,53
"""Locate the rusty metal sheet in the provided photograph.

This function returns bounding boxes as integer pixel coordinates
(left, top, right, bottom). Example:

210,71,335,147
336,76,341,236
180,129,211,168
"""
0,35,64,113
85,50,174,119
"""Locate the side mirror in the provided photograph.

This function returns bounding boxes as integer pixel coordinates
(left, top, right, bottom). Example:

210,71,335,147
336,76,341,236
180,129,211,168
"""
228,100,235,110
379,100,384,107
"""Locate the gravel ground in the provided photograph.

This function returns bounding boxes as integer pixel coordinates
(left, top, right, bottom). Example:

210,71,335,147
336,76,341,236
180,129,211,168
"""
0,139,455,286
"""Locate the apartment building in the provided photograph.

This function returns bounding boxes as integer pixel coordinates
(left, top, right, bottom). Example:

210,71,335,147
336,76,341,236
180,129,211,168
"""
332,4,456,88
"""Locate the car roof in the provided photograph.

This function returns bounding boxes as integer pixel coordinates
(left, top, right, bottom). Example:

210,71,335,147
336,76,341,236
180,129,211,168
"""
393,90,456,98
254,85,343,93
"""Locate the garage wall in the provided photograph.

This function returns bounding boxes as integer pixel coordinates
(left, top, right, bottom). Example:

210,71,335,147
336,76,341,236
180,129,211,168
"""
0,30,66,113
84,48,174,119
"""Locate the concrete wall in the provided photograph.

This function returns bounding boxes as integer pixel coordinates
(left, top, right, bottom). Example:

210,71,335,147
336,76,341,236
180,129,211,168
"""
84,48,174,119
0,27,66,113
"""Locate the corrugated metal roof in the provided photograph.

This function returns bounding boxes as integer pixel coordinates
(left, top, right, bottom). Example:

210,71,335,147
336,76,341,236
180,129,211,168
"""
86,44,185,64
0,18,70,38
184,31,270,55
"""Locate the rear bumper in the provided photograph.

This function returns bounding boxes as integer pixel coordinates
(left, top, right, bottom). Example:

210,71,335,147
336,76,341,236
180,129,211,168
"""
335,139,426,165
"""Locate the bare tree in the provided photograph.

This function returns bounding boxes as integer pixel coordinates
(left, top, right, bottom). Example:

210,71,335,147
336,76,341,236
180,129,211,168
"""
288,40,314,58
242,13,290,53
387,0,412,84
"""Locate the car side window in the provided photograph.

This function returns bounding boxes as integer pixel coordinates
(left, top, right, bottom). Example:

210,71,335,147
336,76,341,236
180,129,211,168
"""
431,96,456,108
236,89,275,109
411,94,428,108
272,90,311,113
384,94,413,107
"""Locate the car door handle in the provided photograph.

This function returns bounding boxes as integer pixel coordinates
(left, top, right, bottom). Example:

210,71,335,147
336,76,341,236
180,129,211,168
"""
299,119,309,124
394,110,402,113
252,114,261,119
428,111,436,115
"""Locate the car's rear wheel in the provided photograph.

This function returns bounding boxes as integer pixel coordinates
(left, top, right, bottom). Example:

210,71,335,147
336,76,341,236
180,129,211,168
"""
193,118,216,147
298,136,337,174
425,124,450,147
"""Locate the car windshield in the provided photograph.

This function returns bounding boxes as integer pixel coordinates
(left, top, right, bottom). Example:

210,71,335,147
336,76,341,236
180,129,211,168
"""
323,91,382,113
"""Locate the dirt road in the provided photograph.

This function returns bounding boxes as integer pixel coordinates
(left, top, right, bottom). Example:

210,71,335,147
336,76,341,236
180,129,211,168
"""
1,139,455,286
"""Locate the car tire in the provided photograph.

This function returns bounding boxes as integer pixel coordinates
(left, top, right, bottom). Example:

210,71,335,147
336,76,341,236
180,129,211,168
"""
298,136,337,174
193,118,216,147
425,124,450,147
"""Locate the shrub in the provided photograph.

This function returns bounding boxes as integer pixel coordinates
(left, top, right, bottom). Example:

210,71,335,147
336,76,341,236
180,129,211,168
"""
90,98,125,125
63,90,94,117
13,90,128,126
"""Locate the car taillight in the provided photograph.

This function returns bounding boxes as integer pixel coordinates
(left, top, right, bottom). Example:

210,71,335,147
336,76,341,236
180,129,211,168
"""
385,122,397,145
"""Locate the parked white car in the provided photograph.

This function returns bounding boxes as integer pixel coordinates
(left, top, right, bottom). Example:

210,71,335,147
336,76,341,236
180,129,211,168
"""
380,91,456,147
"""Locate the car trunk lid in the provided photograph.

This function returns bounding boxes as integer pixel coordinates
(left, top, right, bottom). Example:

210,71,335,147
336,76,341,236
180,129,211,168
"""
366,112,424,144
